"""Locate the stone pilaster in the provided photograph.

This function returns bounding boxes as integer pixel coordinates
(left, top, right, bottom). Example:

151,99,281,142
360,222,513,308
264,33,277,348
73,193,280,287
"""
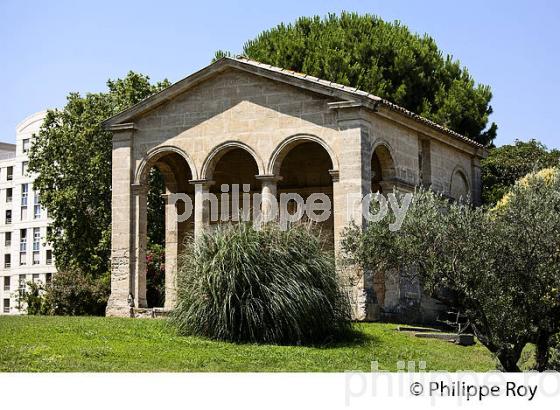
330,105,379,321
131,183,148,308
471,156,482,205
106,125,135,317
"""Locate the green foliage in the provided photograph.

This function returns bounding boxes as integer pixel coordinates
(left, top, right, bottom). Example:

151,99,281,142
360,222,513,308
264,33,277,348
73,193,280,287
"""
44,269,110,316
482,139,560,205
171,223,351,344
146,243,165,307
28,72,170,277
491,167,560,371
18,281,50,315
342,175,560,371
147,167,166,246
549,335,560,371
213,49,232,62
230,12,496,145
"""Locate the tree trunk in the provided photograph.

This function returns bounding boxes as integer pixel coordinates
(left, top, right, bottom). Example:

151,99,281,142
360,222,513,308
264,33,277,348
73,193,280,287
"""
497,350,522,372
535,332,551,372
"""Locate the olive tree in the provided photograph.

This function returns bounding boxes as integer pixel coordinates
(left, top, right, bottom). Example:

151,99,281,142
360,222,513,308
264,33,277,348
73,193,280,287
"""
342,170,560,371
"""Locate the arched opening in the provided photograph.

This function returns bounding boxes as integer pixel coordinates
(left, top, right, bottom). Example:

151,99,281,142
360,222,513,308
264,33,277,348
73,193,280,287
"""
208,147,260,224
276,141,335,250
450,170,469,201
140,151,194,309
371,144,396,194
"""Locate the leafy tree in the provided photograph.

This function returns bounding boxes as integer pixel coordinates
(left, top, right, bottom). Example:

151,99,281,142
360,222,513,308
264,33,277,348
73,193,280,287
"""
28,72,170,278
492,168,560,371
482,139,560,205
218,12,497,145
342,171,560,371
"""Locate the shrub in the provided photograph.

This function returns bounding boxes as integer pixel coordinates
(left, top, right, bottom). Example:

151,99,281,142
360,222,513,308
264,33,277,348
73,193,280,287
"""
146,243,165,307
43,269,110,316
17,281,50,315
171,223,351,344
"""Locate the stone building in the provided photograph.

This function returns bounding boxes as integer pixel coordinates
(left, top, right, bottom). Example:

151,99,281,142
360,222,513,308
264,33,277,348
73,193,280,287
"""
103,57,485,321
0,111,56,315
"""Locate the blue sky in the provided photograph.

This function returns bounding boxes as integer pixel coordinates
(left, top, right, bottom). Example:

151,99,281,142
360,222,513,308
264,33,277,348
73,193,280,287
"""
0,0,558,148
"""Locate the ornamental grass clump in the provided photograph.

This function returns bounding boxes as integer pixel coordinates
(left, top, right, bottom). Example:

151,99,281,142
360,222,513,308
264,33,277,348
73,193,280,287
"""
171,223,351,344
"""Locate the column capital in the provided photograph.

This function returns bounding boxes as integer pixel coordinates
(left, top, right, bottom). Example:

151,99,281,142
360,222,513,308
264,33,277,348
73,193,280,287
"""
255,174,283,183
328,169,340,183
189,179,215,188
131,183,148,195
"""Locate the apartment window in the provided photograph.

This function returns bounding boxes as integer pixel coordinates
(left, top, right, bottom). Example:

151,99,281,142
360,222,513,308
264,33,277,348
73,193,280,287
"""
22,139,30,153
20,229,27,265
20,229,27,252
5,210,12,224
21,183,28,206
5,232,11,247
3,299,9,313
46,250,53,265
32,274,39,283
46,272,52,285
33,227,41,266
6,188,12,203
4,254,10,268
34,191,41,219
3,276,10,291
22,161,28,176
33,228,40,251
18,274,26,288
18,274,26,296
6,166,13,181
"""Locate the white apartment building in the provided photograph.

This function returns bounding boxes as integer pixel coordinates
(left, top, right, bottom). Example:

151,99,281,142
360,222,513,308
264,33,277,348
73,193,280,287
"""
0,111,56,314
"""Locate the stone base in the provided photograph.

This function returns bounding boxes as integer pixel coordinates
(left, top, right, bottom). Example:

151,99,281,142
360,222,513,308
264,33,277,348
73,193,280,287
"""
132,307,172,319
105,304,132,317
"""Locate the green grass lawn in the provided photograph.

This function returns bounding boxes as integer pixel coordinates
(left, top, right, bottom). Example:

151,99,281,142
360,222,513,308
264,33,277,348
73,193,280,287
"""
0,315,497,372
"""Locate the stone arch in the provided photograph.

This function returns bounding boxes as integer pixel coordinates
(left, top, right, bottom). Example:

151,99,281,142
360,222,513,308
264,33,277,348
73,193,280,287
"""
201,141,265,180
273,136,336,251
371,141,397,193
132,146,196,310
450,166,470,200
135,145,198,185
268,134,339,176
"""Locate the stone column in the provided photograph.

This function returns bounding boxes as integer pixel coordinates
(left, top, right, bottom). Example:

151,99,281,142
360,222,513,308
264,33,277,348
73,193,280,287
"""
256,175,280,223
106,125,135,317
131,183,148,308
163,193,178,310
191,179,214,238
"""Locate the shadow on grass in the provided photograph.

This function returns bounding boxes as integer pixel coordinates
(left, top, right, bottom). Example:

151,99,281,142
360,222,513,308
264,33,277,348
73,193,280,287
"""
163,319,378,349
